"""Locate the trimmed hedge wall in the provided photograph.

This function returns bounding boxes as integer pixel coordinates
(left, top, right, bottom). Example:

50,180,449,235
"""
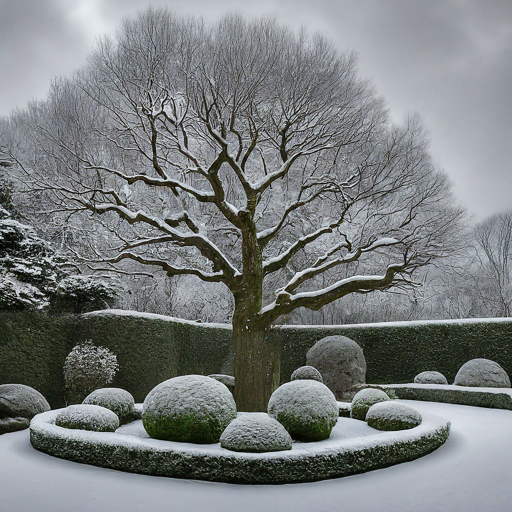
2,310,512,408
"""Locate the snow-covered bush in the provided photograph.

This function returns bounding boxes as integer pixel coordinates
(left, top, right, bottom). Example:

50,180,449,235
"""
366,401,422,431
454,358,511,388
64,340,119,402
82,388,134,425
220,413,292,453
414,371,448,385
55,404,119,432
50,275,118,314
0,206,118,312
350,388,390,421
290,365,323,383
142,375,237,443
267,380,338,442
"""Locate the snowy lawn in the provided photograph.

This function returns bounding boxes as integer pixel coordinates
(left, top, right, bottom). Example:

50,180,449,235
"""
1,400,511,512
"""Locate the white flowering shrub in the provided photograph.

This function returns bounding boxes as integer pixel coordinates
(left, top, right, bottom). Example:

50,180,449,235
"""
64,340,120,402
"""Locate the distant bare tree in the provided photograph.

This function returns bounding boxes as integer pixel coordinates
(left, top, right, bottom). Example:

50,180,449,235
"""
16,11,464,410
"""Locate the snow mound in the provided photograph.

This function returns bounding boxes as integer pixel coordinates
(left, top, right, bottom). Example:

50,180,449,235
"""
55,404,119,432
268,380,338,442
83,388,135,425
290,365,323,383
142,375,237,443
414,371,448,385
366,401,422,431
220,413,292,452
350,388,390,421
454,358,511,388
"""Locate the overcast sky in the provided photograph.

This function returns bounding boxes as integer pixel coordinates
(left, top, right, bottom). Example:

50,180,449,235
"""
1,0,511,222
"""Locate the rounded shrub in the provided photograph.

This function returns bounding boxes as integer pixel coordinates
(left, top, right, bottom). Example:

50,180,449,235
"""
454,358,511,388
220,413,292,453
83,388,135,425
350,388,390,421
142,375,237,444
267,380,338,442
366,401,422,431
55,404,119,432
414,371,448,385
290,365,323,383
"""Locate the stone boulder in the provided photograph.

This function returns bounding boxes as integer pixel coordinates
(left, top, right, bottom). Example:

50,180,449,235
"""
83,388,135,424
142,375,237,443
55,404,120,432
366,401,422,431
268,380,338,442
220,413,292,452
290,365,323,383
0,384,51,434
454,358,511,388
306,335,366,400
350,388,390,421
414,371,448,385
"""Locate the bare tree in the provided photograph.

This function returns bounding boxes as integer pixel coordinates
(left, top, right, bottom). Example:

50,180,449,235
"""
16,11,464,410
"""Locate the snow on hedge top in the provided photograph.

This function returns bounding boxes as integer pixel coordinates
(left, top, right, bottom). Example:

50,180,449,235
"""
83,388,134,423
55,404,120,432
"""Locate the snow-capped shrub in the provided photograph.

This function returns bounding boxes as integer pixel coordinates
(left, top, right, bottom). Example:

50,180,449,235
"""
454,358,511,388
220,413,292,453
142,375,237,443
267,380,338,442
290,365,323,383
83,388,134,425
350,388,390,421
50,275,118,314
414,371,448,385
55,404,119,432
366,401,422,431
63,340,119,402
208,374,235,392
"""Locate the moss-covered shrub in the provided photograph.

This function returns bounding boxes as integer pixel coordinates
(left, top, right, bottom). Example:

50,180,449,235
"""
82,388,135,424
55,404,119,432
142,375,237,443
267,380,338,442
414,371,448,385
290,365,323,383
350,388,390,421
366,401,422,431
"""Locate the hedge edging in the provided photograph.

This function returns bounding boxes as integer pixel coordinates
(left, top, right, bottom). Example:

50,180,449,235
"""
30,410,450,484
379,384,512,410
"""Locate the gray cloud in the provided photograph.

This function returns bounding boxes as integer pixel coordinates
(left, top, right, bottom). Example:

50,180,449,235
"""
0,0,511,220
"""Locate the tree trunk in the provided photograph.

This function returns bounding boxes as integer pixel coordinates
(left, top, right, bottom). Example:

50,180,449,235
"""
232,315,281,412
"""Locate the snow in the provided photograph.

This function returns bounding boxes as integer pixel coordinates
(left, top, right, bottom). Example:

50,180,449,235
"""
3,400,511,511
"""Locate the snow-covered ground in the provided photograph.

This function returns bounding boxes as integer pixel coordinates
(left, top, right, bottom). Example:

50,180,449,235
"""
1,400,511,512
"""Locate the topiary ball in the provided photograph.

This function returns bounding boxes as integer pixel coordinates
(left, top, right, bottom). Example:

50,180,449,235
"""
414,371,448,385
55,404,119,432
290,365,323,383
83,388,135,424
366,401,422,431
142,375,237,444
454,358,511,388
350,388,390,421
220,413,293,453
267,380,338,442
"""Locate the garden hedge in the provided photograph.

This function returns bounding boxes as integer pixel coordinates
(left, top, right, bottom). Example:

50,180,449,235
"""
2,310,512,408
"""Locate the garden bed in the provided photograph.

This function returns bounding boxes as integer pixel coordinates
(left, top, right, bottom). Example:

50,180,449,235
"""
30,409,450,484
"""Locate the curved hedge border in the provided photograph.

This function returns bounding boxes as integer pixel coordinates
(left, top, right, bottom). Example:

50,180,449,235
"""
30,410,450,484
381,384,512,410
